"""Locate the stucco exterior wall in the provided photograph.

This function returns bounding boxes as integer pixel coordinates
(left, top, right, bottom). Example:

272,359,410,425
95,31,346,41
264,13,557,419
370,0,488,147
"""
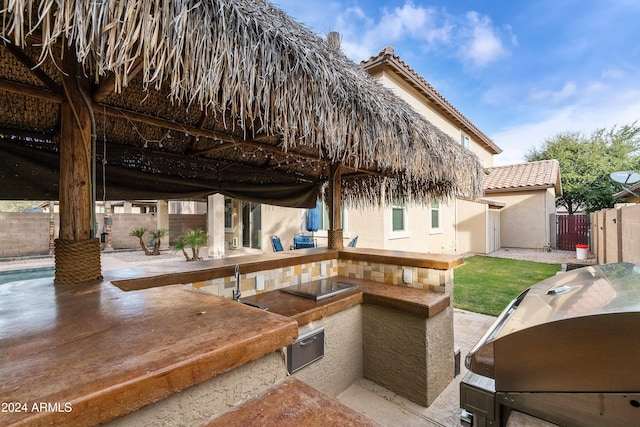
342,206,386,249
488,188,555,249
346,201,457,254
376,71,493,168
261,204,304,251
221,202,304,254
456,199,488,253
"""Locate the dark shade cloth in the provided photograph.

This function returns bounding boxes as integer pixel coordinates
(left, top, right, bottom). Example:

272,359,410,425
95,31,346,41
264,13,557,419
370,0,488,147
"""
0,138,319,208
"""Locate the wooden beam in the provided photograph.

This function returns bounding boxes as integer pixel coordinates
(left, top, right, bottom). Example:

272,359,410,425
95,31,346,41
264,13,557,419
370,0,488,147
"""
92,60,144,103
327,163,343,249
94,101,247,145
0,78,61,103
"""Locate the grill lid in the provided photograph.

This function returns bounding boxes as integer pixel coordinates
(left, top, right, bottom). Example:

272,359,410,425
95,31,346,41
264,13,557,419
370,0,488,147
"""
466,263,640,392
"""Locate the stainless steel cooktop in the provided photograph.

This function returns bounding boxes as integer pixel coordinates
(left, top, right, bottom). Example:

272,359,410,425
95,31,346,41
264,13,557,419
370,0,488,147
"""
281,279,358,301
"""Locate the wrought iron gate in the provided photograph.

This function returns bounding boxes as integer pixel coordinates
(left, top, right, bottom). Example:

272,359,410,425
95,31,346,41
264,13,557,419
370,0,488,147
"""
556,215,589,251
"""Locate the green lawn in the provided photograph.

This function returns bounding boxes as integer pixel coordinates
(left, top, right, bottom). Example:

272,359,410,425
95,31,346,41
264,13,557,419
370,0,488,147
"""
454,255,561,317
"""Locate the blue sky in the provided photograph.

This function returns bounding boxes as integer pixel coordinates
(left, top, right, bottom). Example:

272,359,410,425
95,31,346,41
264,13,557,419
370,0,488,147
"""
272,0,640,165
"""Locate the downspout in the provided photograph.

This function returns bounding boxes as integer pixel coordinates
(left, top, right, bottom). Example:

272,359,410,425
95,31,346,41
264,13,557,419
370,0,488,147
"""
454,199,459,253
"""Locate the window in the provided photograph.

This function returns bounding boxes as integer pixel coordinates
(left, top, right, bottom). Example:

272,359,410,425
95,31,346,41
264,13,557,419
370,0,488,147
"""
390,200,409,239
461,133,470,149
242,201,261,249
430,200,441,233
392,202,405,231
224,197,233,230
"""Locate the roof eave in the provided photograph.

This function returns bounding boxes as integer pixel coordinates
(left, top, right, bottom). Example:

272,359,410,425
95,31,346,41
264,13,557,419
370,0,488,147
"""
361,48,502,155
485,184,558,194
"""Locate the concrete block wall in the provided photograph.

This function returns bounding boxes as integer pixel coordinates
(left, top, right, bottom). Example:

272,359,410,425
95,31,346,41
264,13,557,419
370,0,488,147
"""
0,212,190,257
98,213,158,250
168,214,207,245
0,212,57,257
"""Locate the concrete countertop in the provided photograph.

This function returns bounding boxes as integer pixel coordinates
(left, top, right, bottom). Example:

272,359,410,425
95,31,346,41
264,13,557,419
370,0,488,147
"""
0,279,298,427
203,377,377,427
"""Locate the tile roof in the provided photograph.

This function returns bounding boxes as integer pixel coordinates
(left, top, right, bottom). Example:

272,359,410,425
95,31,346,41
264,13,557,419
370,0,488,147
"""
484,160,562,195
361,46,502,155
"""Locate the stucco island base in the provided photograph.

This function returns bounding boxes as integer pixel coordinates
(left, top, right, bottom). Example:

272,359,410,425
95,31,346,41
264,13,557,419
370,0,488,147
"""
363,304,454,407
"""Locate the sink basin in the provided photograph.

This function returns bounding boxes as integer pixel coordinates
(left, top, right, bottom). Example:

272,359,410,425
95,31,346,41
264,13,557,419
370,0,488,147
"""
281,280,358,301
239,300,269,310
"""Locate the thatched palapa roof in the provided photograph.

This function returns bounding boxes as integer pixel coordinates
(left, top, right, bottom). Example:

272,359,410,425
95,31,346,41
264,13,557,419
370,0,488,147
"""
0,0,484,208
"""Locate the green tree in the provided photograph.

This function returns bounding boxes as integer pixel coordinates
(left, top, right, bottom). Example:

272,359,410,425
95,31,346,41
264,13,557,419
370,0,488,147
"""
526,123,640,214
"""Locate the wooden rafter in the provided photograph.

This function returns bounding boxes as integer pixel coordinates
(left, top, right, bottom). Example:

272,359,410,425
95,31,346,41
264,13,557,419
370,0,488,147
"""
93,61,144,103
4,43,61,93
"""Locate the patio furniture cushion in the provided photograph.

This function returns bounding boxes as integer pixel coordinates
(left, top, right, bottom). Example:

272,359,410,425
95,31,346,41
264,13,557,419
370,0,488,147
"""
293,235,315,249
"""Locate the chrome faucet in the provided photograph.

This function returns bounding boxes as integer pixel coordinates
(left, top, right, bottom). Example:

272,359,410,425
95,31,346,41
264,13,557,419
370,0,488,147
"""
232,264,241,301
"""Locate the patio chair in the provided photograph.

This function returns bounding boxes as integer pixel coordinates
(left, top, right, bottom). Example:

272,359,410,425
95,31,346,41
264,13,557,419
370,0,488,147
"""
270,235,285,252
348,236,358,247
293,234,316,249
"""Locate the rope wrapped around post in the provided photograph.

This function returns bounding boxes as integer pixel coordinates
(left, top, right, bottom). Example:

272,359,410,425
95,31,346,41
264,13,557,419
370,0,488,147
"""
54,238,103,285
328,229,344,250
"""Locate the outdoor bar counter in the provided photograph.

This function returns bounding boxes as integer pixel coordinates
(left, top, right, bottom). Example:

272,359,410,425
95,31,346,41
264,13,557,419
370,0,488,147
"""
0,247,461,426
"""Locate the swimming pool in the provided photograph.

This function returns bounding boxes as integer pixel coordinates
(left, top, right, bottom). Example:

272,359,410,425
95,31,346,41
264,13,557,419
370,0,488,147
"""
0,266,55,285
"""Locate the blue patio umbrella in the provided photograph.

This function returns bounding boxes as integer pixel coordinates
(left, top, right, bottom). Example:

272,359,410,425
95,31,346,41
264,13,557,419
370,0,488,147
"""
306,201,321,233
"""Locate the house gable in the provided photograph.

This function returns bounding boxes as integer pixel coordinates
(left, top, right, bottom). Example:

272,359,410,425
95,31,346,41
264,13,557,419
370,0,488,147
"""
361,46,502,164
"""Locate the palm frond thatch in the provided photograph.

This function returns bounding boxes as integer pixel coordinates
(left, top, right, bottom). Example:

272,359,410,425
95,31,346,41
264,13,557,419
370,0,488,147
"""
0,0,484,206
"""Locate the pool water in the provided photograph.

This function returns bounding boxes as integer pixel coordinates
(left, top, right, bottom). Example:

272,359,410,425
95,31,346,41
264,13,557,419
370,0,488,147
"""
0,267,55,285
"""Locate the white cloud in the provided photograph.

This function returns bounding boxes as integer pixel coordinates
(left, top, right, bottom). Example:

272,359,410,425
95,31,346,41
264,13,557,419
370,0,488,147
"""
602,67,625,79
491,88,640,165
335,2,453,61
528,81,578,103
458,12,510,67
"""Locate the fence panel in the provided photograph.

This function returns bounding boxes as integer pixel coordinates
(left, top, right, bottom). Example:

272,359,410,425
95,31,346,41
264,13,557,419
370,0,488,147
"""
556,214,589,251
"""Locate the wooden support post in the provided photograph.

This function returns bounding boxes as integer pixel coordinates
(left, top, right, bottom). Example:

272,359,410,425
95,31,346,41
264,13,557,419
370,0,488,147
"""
54,50,102,284
328,163,344,249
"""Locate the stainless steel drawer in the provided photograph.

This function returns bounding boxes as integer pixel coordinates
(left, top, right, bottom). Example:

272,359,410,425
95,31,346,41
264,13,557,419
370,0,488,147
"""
287,327,324,374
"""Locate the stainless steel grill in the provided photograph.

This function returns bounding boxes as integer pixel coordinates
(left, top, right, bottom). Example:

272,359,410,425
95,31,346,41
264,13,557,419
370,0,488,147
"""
460,262,640,427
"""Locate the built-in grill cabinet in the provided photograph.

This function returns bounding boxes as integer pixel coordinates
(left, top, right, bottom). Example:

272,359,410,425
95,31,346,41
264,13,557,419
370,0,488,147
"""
460,263,640,427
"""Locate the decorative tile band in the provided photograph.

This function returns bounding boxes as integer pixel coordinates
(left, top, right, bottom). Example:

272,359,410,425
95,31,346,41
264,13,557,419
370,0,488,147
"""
195,258,454,299
338,259,452,294
198,260,339,298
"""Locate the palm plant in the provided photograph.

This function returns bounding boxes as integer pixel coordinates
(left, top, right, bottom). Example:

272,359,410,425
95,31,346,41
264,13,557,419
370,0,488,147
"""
129,227,151,255
174,235,191,261
174,228,208,261
150,228,168,255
